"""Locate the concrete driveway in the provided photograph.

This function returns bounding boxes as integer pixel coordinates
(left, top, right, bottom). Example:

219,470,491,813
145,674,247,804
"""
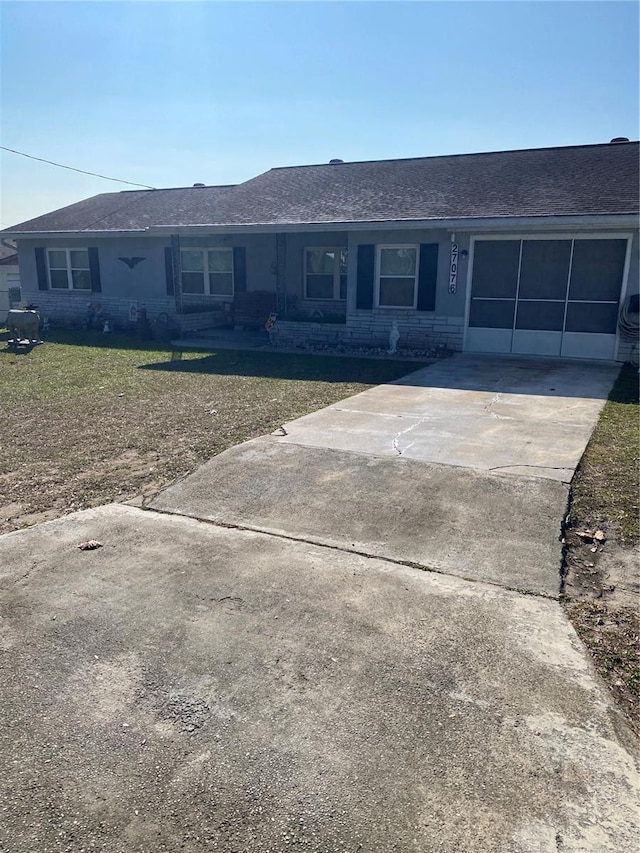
273,354,620,481
152,355,620,596
1,354,637,853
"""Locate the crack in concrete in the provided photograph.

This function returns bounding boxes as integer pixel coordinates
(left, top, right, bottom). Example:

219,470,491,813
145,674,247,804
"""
331,407,406,419
487,464,573,484
12,562,37,585
482,388,520,421
484,391,501,412
484,393,516,420
392,420,422,456
488,464,571,471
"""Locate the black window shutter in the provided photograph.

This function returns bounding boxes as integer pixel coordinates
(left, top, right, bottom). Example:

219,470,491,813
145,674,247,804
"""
35,247,48,290
356,244,375,309
164,247,175,295
88,247,102,293
417,243,439,312
233,247,247,293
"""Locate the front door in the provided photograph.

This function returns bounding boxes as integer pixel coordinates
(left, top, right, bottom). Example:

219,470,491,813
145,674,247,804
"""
465,237,629,360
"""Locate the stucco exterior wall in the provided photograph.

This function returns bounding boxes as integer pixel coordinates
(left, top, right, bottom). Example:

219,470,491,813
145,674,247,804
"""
17,237,175,326
17,234,279,326
617,228,639,363
625,229,639,299
0,263,21,322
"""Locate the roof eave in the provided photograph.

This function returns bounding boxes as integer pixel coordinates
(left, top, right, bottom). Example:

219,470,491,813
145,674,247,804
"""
3,228,152,239
5,212,638,240
144,212,640,234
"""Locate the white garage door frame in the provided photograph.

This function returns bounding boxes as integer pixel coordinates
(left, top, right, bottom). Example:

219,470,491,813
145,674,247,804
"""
462,232,633,361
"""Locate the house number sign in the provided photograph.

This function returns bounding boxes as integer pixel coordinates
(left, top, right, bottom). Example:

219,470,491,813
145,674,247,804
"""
449,243,459,293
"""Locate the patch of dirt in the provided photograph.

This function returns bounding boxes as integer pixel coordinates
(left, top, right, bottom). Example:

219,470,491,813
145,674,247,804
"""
561,365,639,738
563,530,639,737
565,599,639,737
564,532,640,739
564,532,639,607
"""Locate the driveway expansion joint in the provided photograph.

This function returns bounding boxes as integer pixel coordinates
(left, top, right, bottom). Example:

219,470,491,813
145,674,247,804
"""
141,504,560,601
486,464,574,485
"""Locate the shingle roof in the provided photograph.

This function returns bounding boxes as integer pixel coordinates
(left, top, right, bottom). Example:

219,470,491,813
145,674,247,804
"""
4,185,236,234
4,142,639,234
0,244,18,263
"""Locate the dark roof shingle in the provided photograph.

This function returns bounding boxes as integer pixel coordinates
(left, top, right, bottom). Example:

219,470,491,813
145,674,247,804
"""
4,142,638,234
0,244,18,262
4,185,236,234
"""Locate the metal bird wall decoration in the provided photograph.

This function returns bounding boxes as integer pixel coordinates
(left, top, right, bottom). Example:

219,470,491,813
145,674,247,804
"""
118,257,146,269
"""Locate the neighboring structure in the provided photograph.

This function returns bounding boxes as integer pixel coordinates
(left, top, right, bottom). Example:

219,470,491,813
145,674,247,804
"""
0,243,21,323
2,140,639,361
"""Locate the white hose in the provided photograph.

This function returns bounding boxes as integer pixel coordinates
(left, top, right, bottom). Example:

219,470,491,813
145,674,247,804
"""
618,295,639,366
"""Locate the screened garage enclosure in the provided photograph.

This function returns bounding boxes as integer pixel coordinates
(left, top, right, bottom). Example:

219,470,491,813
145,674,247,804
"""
466,236,630,360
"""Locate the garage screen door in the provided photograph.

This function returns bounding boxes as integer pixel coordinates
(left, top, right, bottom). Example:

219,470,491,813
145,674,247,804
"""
466,238,628,359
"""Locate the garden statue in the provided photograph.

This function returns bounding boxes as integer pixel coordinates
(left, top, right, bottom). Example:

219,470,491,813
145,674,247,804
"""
388,321,400,354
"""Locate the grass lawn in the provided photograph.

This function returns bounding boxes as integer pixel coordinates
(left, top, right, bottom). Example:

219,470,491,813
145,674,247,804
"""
0,331,424,533
563,364,640,736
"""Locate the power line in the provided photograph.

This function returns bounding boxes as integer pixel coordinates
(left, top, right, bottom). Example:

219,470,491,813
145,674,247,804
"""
1,145,156,189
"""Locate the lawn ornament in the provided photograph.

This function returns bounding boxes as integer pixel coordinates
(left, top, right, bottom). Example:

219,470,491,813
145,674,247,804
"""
86,302,103,330
7,308,41,351
118,257,146,269
265,312,278,343
388,321,400,354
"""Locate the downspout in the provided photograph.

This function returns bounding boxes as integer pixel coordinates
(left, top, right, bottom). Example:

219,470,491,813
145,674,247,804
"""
170,234,183,314
276,233,287,315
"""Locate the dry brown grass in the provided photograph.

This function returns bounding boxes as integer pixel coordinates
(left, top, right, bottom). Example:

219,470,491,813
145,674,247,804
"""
566,600,639,737
0,331,423,533
563,364,640,737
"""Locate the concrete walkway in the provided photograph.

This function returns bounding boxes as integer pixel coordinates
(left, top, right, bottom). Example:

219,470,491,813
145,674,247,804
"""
1,354,637,852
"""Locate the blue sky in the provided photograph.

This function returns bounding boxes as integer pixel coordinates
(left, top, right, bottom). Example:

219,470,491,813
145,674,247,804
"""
1,1,638,226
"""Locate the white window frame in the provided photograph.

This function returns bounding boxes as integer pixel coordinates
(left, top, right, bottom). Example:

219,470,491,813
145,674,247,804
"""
180,248,234,297
375,244,420,309
47,248,91,291
303,247,347,301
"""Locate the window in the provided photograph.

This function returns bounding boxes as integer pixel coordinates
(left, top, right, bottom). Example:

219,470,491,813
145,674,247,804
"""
304,248,347,300
47,249,91,290
181,249,234,296
376,246,419,308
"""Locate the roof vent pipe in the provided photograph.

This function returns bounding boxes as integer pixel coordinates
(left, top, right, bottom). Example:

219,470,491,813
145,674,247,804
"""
192,182,206,187
609,137,630,143
329,159,344,164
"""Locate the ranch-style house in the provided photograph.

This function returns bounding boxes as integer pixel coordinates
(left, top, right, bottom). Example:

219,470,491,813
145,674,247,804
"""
2,139,638,362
